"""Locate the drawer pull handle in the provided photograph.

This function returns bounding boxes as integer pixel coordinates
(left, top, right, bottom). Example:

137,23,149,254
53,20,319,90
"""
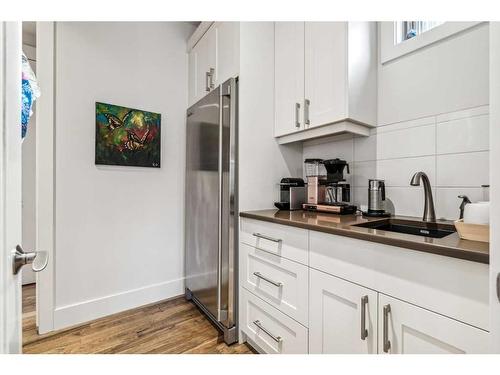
360,295,368,340
252,232,282,243
253,272,283,288
253,320,283,343
383,304,391,353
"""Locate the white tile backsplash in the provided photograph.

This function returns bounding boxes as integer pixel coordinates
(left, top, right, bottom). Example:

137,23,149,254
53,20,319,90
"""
435,105,489,123
436,115,489,154
353,134,377,162
301,106,489,219
377,124,436,160
352,161,376,187
377,115,435,133
435,187,485,221
436,151,489,187
302,138,353,163
384,187,428,217
377,156,436,187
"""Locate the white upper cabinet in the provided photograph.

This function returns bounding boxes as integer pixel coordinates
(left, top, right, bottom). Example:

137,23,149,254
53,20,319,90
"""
188,22,240,107
309,269,378,354
274,22,305,137
304,22,348,128
274,22,377,144
190,26,216,105
214,22,240,87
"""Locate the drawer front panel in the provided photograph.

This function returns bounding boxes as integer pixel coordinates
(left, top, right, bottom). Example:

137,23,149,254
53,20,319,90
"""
240,288,308,354
241,243,309,326
240,218,308,265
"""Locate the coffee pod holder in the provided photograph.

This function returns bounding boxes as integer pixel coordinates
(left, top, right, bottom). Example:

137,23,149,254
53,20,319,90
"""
454,219,489,243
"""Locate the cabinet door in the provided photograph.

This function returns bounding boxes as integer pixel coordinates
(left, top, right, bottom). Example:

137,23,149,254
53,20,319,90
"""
304,22,347,128
378,294,489,354
309,269,377,354
274,22,304,137
214,22,239,86
188,48,197,106
192,26,217,104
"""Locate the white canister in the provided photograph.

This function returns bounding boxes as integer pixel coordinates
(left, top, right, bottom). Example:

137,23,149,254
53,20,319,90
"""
463,202,490,224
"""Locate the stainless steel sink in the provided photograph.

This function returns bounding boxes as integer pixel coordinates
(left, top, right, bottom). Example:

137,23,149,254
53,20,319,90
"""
353,219,456,239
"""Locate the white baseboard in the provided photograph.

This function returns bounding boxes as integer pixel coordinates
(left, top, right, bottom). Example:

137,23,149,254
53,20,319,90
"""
53,278,185,330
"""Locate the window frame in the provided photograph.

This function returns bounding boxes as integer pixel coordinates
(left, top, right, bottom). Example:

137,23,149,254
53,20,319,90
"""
380,21,484,64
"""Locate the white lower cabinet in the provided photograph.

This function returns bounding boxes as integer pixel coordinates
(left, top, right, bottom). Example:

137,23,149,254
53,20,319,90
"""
378,294,489,354
309,269,378,354
238,218,490,354
240,288,308,354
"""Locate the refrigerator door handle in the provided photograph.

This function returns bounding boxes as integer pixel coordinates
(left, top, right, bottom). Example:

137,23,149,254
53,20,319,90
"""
217,78,237,327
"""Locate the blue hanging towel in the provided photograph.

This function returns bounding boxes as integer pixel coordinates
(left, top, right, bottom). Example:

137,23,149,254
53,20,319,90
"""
21,52,40,140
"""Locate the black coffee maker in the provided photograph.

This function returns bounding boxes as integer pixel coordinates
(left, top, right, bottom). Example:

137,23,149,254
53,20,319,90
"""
303,158,357,215
323,158,351,204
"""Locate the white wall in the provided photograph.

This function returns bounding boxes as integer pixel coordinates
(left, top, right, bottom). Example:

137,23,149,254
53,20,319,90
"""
303,23,490,220
53,22,195,329
489,22,500,353
238,22,303,212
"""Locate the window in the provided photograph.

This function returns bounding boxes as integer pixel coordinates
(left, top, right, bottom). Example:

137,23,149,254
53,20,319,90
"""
395,21,445,44
380,22,483,63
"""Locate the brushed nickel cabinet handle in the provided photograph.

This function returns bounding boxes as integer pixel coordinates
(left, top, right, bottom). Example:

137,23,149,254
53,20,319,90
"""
253,272,283,288
383,304,391,353
360,295,368,340
304,99,310,127
209,67,215,90
295,102,301,128
253,320,283,343
252,232,282,243
205,71,211,92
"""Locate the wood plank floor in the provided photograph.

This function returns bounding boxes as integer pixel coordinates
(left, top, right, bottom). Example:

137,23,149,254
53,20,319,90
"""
22,284,254,354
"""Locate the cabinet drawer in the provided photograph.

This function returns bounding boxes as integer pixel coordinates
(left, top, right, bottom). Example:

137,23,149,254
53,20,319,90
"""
240,218,308,265
240,243,309,326
240,288,308,354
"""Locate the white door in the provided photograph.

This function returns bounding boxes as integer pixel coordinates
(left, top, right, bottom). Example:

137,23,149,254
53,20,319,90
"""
274,22,304,137
378,294,489,354
304,22,347,129
214,22,239,87
309,269,377,354
192,26,216,104
187,48,197,106
22,45,37,285
490,21,500,354
0,21,23,354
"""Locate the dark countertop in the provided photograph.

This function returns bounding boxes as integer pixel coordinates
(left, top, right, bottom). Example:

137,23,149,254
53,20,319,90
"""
240,210,489,264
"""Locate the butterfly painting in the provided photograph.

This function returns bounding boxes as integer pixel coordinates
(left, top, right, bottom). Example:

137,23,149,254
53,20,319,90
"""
95,102,161,168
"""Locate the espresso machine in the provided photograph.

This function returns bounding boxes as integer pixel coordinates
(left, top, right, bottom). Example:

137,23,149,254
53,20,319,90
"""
303,158,357,215
274,178,306,211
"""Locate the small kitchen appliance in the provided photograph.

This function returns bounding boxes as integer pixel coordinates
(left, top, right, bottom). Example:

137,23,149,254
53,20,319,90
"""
274,178,306,210
363,179,391,217
303,158,357,215
304,159,327,204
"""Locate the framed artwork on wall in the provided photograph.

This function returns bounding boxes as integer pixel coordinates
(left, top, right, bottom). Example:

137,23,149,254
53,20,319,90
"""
95,102,161,168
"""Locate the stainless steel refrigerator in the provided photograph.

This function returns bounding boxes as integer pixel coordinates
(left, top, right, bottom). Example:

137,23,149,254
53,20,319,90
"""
185,78,238,344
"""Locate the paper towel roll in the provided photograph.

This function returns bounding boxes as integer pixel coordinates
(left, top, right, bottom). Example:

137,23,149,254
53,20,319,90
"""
463,202,490,224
